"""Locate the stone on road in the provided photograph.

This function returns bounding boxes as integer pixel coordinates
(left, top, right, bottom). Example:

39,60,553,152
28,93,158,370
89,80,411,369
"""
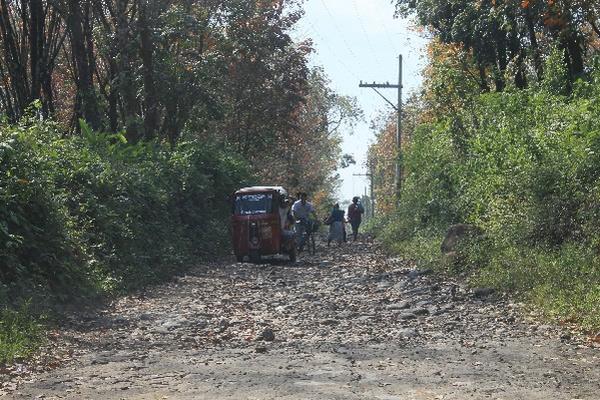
3,240,600,399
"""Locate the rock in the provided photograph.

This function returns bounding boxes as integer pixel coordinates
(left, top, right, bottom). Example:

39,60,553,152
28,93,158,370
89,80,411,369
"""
441,224,483,255
407,269,433,279
399,312,417,320
257,328,275,342
194,319,208,329
386,301,411,311
303,293,318,301
473,288,495,298
433,305,453,316
275,305,286,313
160,318,187,330
153,326,170,334
415,300,432,308
411,307,430,316
397,328,419,339
218,318,230,329
337,310,355,319
112,316,128,325
139,313,153,321
377,281,393,289
535,324,552,332
255,346,268,354
393,281,409,290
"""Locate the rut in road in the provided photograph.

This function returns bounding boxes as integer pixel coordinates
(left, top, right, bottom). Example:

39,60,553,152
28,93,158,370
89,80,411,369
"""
3,239,600,399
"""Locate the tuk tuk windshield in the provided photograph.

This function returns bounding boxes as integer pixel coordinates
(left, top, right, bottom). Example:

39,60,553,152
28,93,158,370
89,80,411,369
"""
234,193,274,215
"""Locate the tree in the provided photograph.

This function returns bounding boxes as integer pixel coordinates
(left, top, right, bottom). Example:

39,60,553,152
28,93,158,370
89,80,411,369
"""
0,0,65,120
395,0,597,90
257,67,362,202
65,0,101,129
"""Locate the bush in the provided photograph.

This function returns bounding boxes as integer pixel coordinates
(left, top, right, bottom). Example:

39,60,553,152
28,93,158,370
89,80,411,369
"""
1,118,249,303
0,117,250,363
373,60,600,330
0,303,44,364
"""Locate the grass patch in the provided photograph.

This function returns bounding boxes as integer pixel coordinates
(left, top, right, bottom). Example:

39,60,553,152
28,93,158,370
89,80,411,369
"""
381,228,600,331
469,243,600,331
0,303,45,365
386,232,446,272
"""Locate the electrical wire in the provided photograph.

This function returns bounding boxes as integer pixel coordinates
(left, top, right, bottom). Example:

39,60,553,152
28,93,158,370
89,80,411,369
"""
317,0,369,75
303,16,361,81
373,0,403,55
351,0,384,70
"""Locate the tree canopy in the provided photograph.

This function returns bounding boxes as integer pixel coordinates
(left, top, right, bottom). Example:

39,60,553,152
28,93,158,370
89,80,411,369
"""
0,0,360,199
396,0,600,91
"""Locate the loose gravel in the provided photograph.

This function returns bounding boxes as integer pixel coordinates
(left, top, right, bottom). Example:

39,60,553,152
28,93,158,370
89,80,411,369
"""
3,239,600,399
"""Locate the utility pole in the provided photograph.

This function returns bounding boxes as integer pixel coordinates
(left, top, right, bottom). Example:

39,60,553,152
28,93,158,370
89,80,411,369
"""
359,54,403,197
353,167,375,219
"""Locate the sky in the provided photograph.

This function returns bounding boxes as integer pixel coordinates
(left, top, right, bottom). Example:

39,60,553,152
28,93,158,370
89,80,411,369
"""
292,0,429,202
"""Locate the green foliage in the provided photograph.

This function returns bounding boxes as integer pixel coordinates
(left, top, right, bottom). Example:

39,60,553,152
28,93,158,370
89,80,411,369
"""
541,46,570,96
1,118,249,303
469,243,600,330
0,303,44,364
373,57,600,329
395,0,594,90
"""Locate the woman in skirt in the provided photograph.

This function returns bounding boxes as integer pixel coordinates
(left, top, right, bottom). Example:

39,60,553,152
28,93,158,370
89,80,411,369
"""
327,203,345,246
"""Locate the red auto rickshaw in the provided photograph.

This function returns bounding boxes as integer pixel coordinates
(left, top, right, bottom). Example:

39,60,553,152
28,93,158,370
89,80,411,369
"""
231,186,296,263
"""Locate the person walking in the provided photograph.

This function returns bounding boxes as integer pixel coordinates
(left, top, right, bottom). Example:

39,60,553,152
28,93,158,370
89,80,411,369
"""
292,192,316,250
326,203,345,246
347,196,365,242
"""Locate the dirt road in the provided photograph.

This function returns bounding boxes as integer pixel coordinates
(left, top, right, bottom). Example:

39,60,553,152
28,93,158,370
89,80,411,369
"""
3,240,600,399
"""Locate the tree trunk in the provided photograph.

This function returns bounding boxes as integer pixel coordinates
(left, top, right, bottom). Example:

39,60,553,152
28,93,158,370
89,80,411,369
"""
563,31,585,80
478,63,490,92
524,6,543,81
29,0,44,102
107,58,119,133
116,0,140,143
0,0,29,118
67,0,101,130
138,0,158,140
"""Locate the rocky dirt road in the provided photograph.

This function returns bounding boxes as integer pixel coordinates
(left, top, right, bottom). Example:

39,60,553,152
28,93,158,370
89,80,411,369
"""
3,240,600,399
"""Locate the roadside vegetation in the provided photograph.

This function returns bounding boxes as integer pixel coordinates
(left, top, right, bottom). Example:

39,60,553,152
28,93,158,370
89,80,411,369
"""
370,2,600,331
1,115,249,363
0,304,44,364
0,1,360,365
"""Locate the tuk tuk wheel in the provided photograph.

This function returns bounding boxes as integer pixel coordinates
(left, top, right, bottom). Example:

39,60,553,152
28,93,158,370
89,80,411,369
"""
249,250,261,264
235,254,244,263
289,246,297,263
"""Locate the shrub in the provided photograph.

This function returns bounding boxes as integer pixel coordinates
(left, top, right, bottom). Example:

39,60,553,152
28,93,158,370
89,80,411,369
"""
1,118,249,302
0,303,44,364
373,60,600,329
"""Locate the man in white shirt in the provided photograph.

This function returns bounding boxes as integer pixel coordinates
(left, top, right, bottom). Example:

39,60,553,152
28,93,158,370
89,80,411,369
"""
292,192,315,221
291,192,316,250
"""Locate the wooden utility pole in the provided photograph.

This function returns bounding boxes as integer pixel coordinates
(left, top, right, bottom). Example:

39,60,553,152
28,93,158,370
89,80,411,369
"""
353,167,375,218
359,54,403,197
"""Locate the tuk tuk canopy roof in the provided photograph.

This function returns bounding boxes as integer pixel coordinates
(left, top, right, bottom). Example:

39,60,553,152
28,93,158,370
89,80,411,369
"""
235,186,288,196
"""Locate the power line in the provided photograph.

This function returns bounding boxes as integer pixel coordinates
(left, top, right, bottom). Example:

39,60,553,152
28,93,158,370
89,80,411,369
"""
303,17,361,81
373,0,402,55
351,0,383,70
317,0,368,74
